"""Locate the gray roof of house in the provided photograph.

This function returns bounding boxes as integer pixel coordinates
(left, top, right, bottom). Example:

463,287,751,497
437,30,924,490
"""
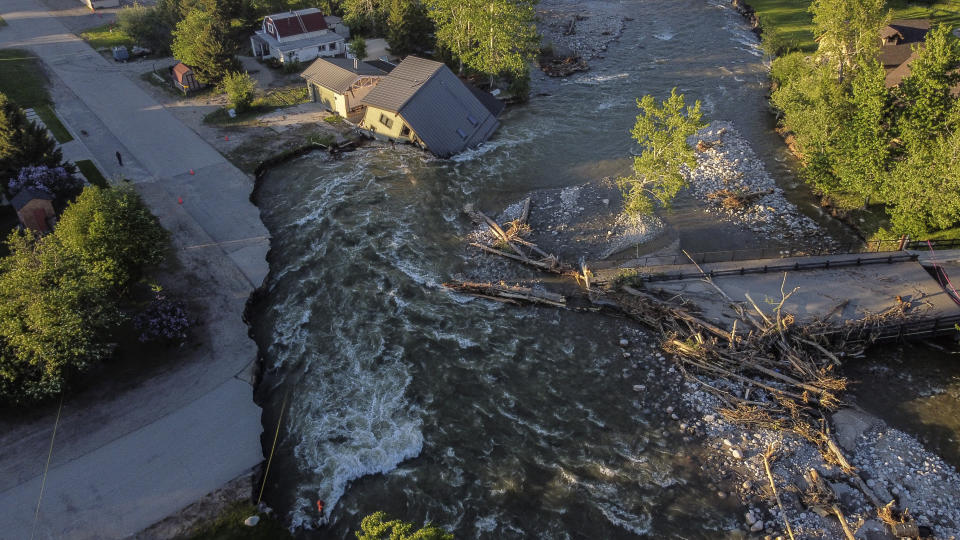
300,58,386,93
359,56,445,112
11,188,53,210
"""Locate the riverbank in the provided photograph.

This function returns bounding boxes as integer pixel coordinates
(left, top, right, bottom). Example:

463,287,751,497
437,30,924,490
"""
464,118,960,538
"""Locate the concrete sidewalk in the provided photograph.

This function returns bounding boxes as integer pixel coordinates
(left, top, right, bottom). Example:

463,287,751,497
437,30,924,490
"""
0,1,270,538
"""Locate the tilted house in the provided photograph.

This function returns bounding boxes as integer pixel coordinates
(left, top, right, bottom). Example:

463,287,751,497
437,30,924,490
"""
300,58,390,119
250,8,347,65
358,56,504,157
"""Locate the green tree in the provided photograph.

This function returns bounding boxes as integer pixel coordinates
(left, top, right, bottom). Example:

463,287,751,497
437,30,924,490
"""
893,24,960,149
386,0,434,57
0,231,118,404
0,93,68,185
54,186,168,292
355,512,453,540
617,88,707,216
349,35,367,59
425,0,477,74
830,58,890,205
809,0,889,81
885,102,960,235
463,0,538,87
171,8,240,84
222,71,256,112
117,2,176,54
342,0,385,34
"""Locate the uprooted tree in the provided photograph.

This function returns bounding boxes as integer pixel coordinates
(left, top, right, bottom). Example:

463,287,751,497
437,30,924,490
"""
618,88,707,216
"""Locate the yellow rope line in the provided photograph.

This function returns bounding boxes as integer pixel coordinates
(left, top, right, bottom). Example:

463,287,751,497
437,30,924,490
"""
257,388,289,506
31,394,64,540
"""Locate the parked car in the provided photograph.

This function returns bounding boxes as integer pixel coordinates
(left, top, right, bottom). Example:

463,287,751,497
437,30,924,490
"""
111,46,129,62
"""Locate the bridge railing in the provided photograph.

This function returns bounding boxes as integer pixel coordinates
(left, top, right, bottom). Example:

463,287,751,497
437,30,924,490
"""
827,314,960,344
607,238,960,267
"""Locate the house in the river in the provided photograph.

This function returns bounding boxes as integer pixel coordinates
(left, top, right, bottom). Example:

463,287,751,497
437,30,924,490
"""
357,56,504,157
249,8,348,65
300,58,392,120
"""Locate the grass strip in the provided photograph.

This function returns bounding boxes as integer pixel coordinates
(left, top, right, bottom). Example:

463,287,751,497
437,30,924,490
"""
79,22,135,50
185,502,292,540
34,104,73,143
75,160,109,187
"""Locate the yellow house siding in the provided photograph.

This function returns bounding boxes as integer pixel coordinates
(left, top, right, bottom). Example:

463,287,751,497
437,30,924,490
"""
314,84,347,116
361,106,417,144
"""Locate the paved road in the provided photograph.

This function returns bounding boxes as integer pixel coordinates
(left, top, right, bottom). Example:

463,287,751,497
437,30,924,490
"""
0,1,270,538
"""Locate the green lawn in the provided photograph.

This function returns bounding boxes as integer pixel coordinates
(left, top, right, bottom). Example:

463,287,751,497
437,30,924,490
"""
79,22,135,51
203,85,310,126
75,160,109,188
0,15,8,27
749,0,960,52
0,50,73,143
185,502,292,540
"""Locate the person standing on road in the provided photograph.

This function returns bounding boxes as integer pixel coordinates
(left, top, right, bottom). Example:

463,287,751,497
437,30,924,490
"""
116,151,123,166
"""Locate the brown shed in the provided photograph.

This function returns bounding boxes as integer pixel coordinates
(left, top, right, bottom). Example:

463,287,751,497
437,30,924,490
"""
172,62,203,93
11,188,55,233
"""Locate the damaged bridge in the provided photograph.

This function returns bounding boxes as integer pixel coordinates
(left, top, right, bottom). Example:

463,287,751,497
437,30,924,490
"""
592,248,960,344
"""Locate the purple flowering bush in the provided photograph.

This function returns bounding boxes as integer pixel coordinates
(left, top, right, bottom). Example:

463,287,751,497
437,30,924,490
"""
8,165,83,200
133,295,191,345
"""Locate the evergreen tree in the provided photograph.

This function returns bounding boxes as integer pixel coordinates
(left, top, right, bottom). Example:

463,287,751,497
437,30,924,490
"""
171,8,240,84
617,88,707,216
342,0,385,34
0,93,69,187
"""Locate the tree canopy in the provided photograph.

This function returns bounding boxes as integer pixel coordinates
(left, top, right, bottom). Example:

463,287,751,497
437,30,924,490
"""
0,186,169,404
617,88,707,216
355,512,453,540
170,8,239,84
810,0,889,81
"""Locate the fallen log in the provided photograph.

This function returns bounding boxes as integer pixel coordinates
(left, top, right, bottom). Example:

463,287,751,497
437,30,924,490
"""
444,280,566,307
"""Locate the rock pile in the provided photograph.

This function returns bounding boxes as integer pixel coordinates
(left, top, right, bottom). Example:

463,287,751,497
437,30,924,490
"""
684,122,831,246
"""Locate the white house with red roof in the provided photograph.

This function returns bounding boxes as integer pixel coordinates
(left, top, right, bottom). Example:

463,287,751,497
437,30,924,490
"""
249,8,349,65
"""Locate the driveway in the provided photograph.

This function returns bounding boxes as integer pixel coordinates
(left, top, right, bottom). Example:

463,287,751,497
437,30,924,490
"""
0,1,269,538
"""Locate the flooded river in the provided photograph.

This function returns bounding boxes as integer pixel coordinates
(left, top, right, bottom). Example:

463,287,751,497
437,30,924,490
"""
246,0,935,537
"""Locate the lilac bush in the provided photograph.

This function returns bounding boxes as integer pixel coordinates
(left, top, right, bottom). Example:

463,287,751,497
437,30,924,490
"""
133,295,191,344
9,165,82,199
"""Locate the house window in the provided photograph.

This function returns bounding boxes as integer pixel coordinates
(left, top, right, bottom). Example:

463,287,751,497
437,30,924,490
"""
456,127,467,139
379,114,394,129
400,125,410,137
467,114,478,126
266,21,275,35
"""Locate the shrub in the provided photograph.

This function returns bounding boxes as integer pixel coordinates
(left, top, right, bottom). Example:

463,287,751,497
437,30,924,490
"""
348,36,367,60
222,71,256,112
134,294,190,345
8,165,82,202
117,2,173,54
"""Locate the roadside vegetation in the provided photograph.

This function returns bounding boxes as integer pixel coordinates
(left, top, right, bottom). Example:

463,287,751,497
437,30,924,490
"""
75,159,109,188
0,50,72,143
757,0,960,239
79,21,136,51
203,85,309,125
184,502,292,540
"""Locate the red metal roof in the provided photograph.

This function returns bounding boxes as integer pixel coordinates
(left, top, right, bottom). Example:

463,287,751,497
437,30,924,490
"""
172,62,192,82
268,11,328,38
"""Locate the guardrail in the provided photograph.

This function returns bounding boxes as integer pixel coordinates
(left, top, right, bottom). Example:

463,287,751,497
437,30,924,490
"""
621,253,918,283
607,238,960,267
829,314,960,344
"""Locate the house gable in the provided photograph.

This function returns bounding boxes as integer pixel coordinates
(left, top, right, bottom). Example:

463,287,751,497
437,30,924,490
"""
264,8,329,42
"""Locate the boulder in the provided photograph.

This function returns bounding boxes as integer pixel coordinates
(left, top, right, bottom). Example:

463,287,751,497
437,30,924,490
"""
832,408,880,452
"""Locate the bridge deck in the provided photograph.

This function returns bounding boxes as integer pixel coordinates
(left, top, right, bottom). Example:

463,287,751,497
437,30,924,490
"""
595,250,960,335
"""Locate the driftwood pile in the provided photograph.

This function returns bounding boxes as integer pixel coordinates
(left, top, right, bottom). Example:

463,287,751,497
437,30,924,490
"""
538,55,589,77
448,202,925,539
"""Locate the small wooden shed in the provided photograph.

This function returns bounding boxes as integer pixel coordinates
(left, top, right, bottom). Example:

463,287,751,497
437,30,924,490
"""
172,62,203,94
11,188,55,233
